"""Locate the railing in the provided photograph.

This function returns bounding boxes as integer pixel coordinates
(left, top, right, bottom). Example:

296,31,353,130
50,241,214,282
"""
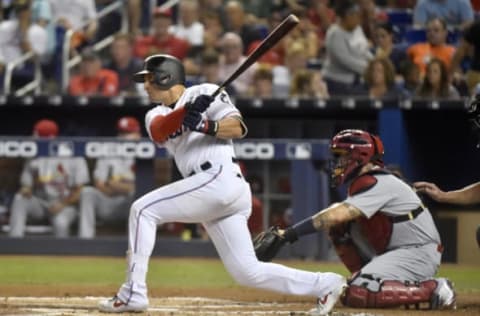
61,0,180,93
61,0,128,92
3,51,42,97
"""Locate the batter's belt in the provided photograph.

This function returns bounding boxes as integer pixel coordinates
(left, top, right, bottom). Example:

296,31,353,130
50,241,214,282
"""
188,157,240,177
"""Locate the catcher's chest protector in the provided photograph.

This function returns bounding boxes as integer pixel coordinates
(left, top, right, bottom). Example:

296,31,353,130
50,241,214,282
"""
349,169,393,254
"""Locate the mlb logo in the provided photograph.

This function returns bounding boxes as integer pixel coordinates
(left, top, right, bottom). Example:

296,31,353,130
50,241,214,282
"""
49,141,74,157
286,143,311,159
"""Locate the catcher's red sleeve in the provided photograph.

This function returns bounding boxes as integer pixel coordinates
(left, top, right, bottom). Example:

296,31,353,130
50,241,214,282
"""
150,107,187,142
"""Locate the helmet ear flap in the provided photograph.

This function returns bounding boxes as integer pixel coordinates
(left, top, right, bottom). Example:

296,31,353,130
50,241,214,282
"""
370,134,384,165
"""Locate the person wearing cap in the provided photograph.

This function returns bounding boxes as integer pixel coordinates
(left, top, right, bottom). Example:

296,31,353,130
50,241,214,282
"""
68,47,119,97
8,119,90,238
78,116,141,239
133,7,190,60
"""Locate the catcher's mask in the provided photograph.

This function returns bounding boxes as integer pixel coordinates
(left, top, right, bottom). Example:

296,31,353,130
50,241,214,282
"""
468,94,480,147
330,129,384,186
133,54,185,90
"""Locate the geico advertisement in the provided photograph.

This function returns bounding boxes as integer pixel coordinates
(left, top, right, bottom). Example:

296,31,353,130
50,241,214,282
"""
0,141,37,157
85,141,156,158
234,142,274,159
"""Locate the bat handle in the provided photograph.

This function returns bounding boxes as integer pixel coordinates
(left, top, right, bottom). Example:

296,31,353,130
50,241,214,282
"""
211,86,224,98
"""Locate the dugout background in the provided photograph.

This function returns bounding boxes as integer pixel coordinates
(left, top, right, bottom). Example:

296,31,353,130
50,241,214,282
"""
0,97,479,264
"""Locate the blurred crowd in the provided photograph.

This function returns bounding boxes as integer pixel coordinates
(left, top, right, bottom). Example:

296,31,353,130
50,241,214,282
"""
1,0,480,99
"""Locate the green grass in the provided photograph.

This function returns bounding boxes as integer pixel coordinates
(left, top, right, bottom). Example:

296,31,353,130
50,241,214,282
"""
0,256,478,292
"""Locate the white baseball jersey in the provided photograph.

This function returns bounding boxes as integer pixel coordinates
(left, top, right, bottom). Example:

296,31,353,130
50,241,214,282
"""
112,82,345,309
145,83,240,177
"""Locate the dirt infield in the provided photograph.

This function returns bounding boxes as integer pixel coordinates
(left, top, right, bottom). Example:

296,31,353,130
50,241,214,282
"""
0,285,479,315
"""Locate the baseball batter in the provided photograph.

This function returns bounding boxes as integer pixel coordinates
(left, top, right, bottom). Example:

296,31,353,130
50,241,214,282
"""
254,129,456,310
98,54,346,316
8,119,90,238
78,116,140,238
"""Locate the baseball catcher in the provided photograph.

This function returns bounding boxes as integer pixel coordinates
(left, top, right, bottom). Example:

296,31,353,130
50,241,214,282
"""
254,129,456,310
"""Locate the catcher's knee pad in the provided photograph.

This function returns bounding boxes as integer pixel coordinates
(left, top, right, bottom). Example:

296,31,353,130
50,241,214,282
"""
342,274,438,309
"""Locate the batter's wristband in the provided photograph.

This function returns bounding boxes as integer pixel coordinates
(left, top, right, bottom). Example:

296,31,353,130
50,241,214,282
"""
200,120,218,136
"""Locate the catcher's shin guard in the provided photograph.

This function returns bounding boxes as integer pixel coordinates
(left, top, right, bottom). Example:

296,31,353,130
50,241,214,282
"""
342,278,438,309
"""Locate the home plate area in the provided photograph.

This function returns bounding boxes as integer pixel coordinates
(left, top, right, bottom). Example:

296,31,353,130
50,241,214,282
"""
0,297,380,316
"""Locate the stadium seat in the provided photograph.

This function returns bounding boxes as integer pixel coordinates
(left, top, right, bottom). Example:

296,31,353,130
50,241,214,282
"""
404,27,461,45
386,9,413,25
405,28,426,45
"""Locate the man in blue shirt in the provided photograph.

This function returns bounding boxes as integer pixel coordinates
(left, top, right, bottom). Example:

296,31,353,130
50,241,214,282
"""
413,0,474,29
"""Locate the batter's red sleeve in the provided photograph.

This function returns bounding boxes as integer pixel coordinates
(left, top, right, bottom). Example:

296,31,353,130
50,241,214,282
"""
149,107,187,142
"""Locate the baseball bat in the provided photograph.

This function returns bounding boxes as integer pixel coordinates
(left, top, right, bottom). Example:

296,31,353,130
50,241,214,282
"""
211,14,300,98
162,14,298,139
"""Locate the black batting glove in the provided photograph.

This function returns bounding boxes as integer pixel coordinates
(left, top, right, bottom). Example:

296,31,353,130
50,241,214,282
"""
185,95,214,113
182,109,203,130
182,110,218,136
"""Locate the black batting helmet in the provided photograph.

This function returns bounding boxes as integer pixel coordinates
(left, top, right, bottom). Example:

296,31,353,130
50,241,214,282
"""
133,54,185,90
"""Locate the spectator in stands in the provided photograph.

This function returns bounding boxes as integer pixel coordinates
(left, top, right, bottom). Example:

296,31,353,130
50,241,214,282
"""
218,32,257,95
245,11,285,66
133,8,190,60
249,65,274,98
96,0,142,37
450,20,480,95
290,69,330,99
0,0,49,92
199,49,235,95
283,9,319,60
372,22,407,72
321,0,373,95
224,1,263,54
416,58,460,99
69,48,119,96
357,0,388,41
201,10,224,52
413,0,474,29
407,18,456,76
49,0,98,48
272,41,309,98
104,33,143,96
78,116,140,239
169,0,204,48
8,119,90,238
363,57,403,99
307,0,335,53
398,59,421,97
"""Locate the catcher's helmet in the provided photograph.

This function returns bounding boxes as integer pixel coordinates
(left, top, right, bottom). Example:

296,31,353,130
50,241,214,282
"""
330,129,384,186
468,94,480,147
133,54,185,90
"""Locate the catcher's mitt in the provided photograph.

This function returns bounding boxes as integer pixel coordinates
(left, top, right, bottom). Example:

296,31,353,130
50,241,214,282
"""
253,226,287,262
